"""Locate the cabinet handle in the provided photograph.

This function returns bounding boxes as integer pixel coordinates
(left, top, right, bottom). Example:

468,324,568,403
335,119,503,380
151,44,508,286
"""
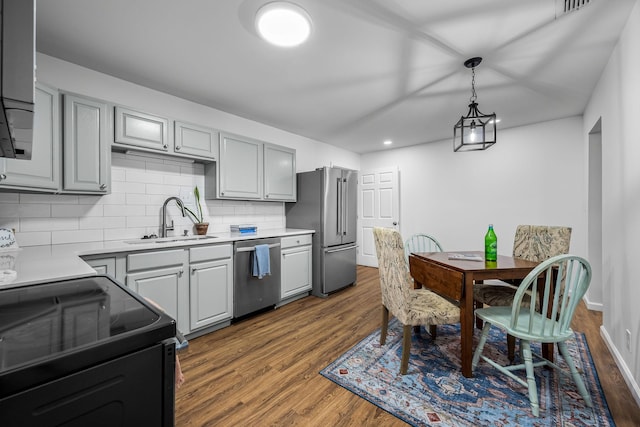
175,145,181,150
99,184,107,190
163,144,168,150
191,267,196,274
0,174,6,181
179,270,184,277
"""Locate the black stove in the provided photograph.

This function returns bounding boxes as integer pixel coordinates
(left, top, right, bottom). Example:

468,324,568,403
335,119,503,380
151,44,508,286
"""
0,275,176,426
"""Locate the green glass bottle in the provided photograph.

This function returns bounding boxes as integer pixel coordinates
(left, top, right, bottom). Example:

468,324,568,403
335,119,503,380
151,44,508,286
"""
484,224,497,262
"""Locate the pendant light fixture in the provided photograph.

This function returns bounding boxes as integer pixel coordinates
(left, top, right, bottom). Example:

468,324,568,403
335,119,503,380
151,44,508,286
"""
453,57,497,152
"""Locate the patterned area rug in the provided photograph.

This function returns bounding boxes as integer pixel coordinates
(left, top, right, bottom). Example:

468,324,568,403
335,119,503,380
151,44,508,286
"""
320,319,614,426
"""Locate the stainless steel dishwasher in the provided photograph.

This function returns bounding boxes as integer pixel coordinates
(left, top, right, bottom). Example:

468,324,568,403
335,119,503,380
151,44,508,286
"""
234,237,281,318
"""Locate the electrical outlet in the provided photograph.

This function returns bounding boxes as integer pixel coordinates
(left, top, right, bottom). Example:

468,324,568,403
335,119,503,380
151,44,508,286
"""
626,329,631,351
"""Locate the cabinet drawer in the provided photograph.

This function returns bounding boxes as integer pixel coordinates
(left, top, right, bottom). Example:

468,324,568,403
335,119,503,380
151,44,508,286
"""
190,244,232,263
127,249,185,272
281,234,312,249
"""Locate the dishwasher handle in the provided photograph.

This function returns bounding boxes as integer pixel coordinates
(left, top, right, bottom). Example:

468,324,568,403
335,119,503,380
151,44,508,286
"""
235,242,281,253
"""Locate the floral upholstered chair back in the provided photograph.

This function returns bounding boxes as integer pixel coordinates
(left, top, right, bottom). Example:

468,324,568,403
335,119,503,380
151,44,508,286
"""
373,227,412,318
512,225,572,262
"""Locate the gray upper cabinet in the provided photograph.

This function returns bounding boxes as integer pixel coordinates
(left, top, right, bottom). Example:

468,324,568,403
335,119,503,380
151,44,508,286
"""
174,121,218,160
0,83,60,191
62,93,111,193
204,133,296,202
114,106,170,152
264,143,296,202
213,133,264,200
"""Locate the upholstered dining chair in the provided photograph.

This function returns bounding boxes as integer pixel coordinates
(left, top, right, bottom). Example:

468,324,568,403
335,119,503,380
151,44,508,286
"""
472,254,593,417
373,227,459,375
474,225,572,359
404,233,444,265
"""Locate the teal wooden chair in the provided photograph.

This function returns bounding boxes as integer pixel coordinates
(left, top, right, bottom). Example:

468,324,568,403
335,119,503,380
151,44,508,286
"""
472,254,593,417
404,233,443,265
474,225,572,361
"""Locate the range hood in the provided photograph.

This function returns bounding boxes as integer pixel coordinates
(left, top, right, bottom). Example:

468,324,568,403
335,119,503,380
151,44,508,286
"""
0,0,35,160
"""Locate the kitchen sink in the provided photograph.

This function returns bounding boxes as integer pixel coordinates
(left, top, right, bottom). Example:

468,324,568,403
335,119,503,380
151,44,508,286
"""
124,235,218,244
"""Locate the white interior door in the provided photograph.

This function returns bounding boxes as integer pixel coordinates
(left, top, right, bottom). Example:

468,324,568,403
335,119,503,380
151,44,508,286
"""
357,167,400,267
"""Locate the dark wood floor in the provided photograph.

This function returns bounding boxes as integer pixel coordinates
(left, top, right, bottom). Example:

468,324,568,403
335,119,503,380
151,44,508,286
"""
175,265,640,426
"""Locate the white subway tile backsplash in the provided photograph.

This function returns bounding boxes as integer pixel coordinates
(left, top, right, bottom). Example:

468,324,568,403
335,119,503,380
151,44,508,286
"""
125,193,148,205
21,217,79,232
79,216,126,229
18,204,51,218
0,218,19,231
0,204,19,218
20,194,78,204
104,204,147,217
16,231,51,246
52,229,103,245
111,168,126,182
126,216,158,228
126,170,164,184
52,204,103,218
0,151,287,246
146,183,180,195
104,227,147,241
0,193,19,203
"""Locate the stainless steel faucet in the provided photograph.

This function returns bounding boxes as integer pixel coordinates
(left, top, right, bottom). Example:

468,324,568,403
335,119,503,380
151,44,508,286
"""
161,196,186,237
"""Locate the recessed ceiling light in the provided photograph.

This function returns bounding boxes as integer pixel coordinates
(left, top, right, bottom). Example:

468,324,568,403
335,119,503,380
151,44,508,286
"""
383,140,393,145
256,2,312,47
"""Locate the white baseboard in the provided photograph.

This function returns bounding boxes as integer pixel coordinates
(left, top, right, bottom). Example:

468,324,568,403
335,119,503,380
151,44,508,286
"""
583,295,603,311
600,325,640,407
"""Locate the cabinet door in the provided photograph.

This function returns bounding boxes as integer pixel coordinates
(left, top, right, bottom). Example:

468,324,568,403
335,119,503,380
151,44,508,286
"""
127,266,189,334
218,133,263,199
281,245,312,299
114,106,170,152
0,84,60,191
264,143,296,201
190,258,233,330
63,93,111,193
174,121,218,160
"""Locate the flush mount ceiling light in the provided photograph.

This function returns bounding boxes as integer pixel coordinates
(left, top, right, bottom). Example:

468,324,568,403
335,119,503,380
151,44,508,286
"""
453,57,497,152
255,2,312,47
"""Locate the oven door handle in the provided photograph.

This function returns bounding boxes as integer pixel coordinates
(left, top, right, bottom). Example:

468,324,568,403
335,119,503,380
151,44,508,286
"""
235,243,281,253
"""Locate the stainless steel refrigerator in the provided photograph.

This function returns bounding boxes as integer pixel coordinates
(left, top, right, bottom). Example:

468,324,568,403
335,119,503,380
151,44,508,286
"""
285,167,357,297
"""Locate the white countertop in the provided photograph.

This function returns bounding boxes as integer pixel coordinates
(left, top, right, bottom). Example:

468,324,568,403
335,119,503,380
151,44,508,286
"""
0,228,314,288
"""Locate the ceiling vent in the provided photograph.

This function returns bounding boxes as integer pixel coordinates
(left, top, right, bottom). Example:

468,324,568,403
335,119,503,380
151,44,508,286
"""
560,0,591,14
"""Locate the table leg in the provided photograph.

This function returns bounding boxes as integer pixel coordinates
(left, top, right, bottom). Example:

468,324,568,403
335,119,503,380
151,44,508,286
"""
461,274,474,378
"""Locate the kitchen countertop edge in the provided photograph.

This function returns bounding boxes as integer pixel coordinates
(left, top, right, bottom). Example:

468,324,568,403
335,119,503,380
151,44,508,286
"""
1,228,315,288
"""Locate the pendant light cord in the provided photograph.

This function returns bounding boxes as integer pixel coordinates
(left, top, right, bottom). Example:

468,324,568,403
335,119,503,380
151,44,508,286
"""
469,67,477,103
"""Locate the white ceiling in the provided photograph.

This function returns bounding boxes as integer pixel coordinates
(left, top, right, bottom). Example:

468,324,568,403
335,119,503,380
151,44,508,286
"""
36,0,637,154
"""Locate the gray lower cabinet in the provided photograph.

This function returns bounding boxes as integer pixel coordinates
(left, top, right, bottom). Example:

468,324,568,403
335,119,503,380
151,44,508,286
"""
114,106,171,152
82,255,126,283
280,234,312,301
0,83,60,191
189,244,233,331
62,93,111,193
126,249,190,334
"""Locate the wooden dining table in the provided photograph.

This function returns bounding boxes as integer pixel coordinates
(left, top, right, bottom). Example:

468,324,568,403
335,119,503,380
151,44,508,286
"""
408,251,541,378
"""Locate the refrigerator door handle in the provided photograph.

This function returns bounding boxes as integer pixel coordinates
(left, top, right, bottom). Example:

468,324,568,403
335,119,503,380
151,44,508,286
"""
337,177,343,236
326,244,358,253
342,178,348,236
